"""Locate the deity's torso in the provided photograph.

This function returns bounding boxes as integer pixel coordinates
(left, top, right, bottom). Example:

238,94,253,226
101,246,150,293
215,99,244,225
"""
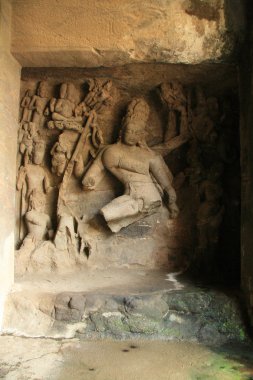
25,164,46,195
32,95,48,111
103,143,154,174
54,99,75,118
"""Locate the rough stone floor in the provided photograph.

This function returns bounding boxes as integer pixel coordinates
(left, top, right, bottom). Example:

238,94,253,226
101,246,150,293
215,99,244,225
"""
2,269,253,378
0,336,253,380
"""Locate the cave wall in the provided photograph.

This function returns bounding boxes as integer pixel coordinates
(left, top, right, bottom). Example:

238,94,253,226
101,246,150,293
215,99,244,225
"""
0,0,21,325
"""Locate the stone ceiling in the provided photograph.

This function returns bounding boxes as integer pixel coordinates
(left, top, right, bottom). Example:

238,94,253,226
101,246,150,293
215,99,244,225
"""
11,0,245,67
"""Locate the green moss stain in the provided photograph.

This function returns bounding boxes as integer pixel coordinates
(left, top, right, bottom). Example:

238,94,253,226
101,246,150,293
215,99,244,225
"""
191,350,253,380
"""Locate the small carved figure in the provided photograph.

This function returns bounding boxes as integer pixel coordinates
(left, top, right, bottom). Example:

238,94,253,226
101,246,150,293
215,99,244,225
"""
24,190,53,243
48,82,83,131
82,98,179,233
160,80,187,112
76,79,113,115
51,141,70,177
29,81,49,126
20,90,32,123
155,81,189,154
18,122,39,166
51,83,77,120
17,140,52,242
160,81,187,140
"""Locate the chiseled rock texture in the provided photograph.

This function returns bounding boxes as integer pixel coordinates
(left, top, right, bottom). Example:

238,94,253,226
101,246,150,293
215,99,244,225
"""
11,0,245,67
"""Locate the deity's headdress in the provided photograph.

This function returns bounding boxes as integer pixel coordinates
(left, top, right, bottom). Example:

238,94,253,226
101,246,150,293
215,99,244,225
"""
122,98,150,131
120,98,150,149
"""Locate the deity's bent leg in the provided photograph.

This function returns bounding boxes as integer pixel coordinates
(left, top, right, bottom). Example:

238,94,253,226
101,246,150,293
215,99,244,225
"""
25,210,48,241
101,195,141,221
100,195,143,233
52,112,67,121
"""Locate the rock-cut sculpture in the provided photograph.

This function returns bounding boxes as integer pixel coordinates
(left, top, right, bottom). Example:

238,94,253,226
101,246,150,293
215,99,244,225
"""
82,98,179,233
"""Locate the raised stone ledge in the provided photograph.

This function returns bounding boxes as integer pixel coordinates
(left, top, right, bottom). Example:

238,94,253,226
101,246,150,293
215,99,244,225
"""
3,270,248,345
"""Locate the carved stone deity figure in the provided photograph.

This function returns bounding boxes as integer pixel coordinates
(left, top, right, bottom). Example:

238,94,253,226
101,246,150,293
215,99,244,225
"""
18,122,39,167
20,90,32,123
17,140,52,243
159,80,188,143
28,81,49,126
24,190,53,243
50,131,75,177
154,81,189,155
82,98,179,233
48,82,83,131
75,79,113,115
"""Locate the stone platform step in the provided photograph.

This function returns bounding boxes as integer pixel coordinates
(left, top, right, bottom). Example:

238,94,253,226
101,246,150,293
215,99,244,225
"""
2,269,248,345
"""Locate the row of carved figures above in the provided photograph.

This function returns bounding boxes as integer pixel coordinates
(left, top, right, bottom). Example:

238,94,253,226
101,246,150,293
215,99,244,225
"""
16,78,237,268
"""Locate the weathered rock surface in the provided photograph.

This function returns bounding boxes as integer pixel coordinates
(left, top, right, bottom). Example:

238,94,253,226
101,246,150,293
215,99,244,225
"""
15,241,88,274
3,271,248,345
11,0,245,67
53,289,247,345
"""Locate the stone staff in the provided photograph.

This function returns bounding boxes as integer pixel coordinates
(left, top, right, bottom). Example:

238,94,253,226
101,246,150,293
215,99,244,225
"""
59,110,96,199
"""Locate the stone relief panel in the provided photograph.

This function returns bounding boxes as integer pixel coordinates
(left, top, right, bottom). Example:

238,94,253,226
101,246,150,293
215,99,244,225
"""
15,67,240,277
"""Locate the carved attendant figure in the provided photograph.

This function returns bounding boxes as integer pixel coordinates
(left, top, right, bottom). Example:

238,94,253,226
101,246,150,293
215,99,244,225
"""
24,190,53,243
17,140,52,243
18,122,39,167
20,90,32,123
159,80,188,143
29,81,49,126
48,82,85,134
50,82,79,121
82,98,179,233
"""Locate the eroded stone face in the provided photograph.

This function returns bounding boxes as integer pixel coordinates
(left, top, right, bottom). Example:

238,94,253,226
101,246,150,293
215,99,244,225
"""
11,0,245,67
